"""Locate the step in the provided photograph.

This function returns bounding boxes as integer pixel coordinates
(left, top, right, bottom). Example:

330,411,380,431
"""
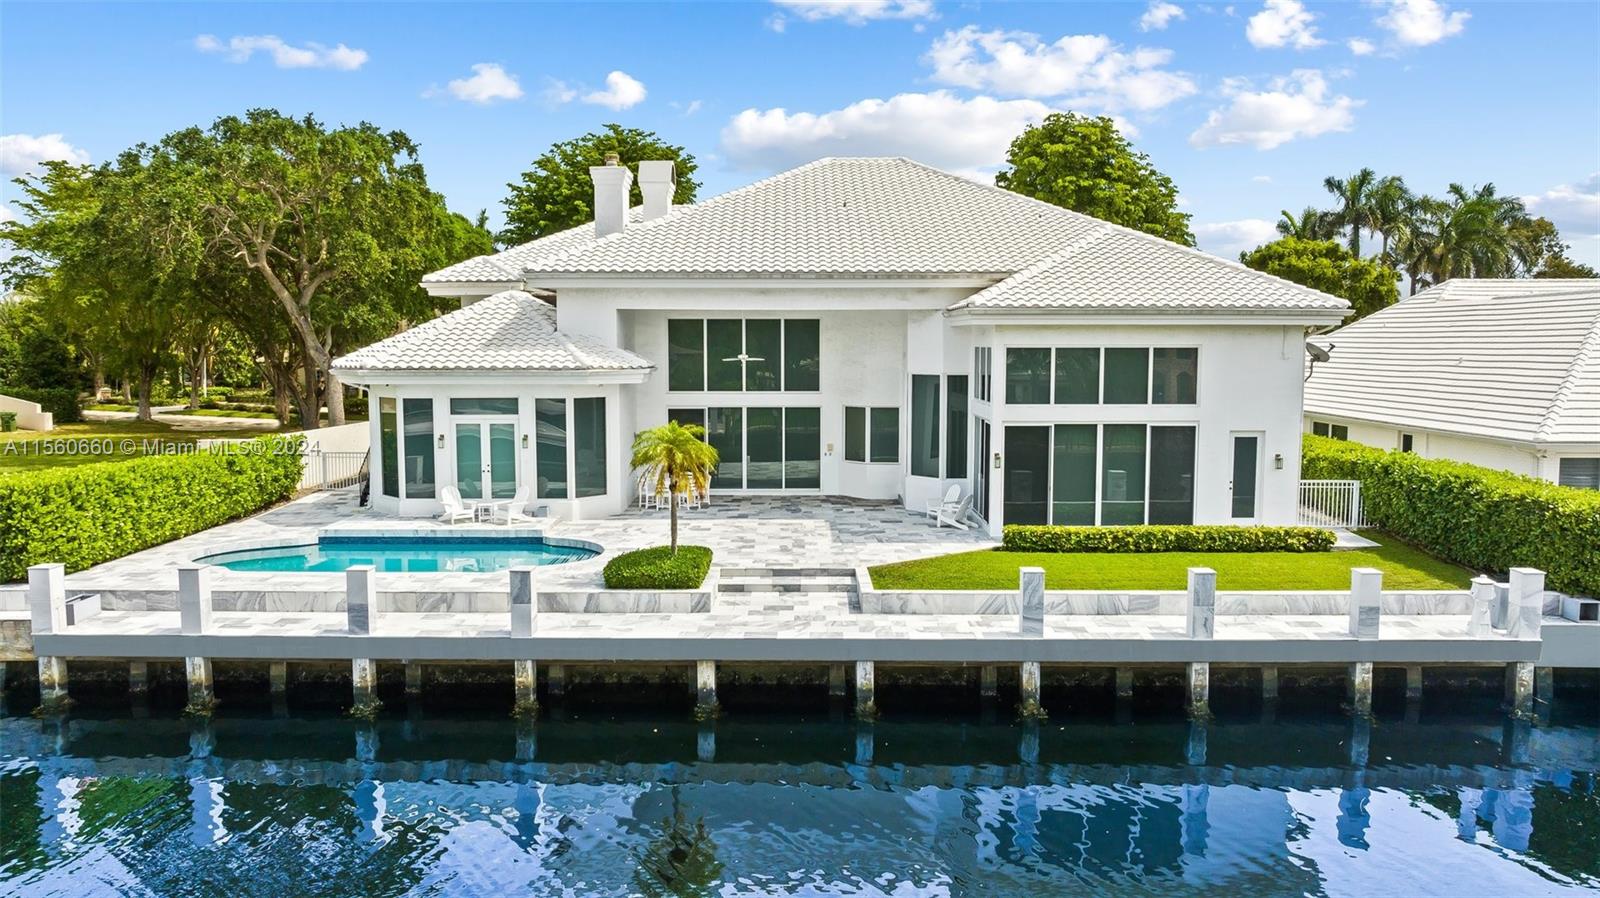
716,576,857,594
718,567,856,579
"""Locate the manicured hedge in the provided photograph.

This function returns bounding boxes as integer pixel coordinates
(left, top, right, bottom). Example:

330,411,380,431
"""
1003,524,1336,553
1302,434,1600,596
603,545,713,589
0,435,304,582
0,386,82,424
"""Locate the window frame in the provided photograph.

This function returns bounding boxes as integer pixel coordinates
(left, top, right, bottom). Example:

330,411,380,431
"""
1002,421,1198,527
999,346,1199,405
843,405,900,465
666,318,822,393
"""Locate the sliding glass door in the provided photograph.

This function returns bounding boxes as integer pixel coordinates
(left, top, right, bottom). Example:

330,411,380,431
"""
1001,423,1196,526
684,406,821,491
1003,426,1051,525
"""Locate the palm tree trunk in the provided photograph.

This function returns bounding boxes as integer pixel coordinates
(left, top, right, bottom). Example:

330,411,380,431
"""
669,482,679,555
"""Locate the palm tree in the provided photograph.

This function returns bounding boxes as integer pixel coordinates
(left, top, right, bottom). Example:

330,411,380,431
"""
630,420,719,554
1393,187,1524,292
1367,175,1412,262
1323,168,1379,257
1275,207,1337,241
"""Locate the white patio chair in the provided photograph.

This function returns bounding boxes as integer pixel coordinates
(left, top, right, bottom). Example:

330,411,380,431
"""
925,484,961,521
492,485,537,525
932,491,973,530
437,485,474,525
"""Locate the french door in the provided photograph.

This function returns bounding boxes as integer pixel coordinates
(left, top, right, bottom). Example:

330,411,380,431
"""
1229,432,1261,522
670,406,820,491
454,419,518,500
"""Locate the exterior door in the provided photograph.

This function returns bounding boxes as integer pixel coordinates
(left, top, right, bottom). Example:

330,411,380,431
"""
1230,432,1261,522
455,419,518,500
1003,425,1050,525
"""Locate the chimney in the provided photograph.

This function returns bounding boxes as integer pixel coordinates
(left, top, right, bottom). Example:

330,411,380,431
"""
588,152,632,237
638,160,676,221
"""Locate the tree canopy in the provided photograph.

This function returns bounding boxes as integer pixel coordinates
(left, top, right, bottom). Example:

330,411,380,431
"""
500,124,700,245
1240,237,1400,320
994,112,1194,245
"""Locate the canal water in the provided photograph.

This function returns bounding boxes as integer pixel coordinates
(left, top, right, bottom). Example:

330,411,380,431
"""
1,698,1596,896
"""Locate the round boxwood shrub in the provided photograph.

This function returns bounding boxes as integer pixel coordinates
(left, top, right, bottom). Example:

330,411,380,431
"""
603,545,713,590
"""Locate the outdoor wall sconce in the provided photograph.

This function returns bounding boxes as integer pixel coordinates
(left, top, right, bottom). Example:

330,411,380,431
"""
994,453,1003,469
1274,453,1284,470
522,434,530,449
437,434,445,449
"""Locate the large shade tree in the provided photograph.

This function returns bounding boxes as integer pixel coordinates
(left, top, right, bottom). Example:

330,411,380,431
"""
995,112,1194,245
500,124,700,245
1240,237,1400,320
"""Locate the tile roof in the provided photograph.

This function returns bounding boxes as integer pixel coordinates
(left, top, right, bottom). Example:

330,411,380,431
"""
1304,279,1600,445
331,290,654,374
947,223,1351,314
421,208,652,285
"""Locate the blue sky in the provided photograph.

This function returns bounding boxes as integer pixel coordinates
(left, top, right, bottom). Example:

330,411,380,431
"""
3,0,1598,264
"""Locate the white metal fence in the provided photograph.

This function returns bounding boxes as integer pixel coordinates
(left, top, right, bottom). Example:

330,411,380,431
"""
1297,479,1365,529
302,450,367,492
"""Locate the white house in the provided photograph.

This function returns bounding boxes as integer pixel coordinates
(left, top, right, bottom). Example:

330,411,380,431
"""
1303,278,1600,489
333,156,1351,534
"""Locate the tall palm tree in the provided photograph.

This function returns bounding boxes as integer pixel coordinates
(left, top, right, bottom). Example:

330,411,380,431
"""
630,420,719,554
1275,206,1337,240
1323,167,1379,257
1393,188,1524,292
1367,175,1412,263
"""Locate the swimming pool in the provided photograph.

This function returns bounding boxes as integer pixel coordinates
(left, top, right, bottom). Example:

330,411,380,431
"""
195,535,598,573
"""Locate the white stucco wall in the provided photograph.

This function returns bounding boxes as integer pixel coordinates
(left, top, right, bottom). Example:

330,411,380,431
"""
1301,413,1600,486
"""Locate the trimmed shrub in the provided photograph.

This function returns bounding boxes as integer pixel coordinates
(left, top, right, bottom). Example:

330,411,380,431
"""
1003,524,1335,553
603,545,713,589
0,386,82,424
1302,434,1600,596
0,412,14,432
0,435,304,582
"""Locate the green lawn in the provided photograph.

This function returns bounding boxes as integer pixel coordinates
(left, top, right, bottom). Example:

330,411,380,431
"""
168,407,280,420
868,532,1475,591
0,419,294,474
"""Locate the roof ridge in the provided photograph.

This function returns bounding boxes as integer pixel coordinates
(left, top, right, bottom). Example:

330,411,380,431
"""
947,226,1115,310
1534,303,1600,441
896,158,1351,311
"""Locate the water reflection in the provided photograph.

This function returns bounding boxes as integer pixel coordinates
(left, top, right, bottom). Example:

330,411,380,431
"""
1,712,1596,897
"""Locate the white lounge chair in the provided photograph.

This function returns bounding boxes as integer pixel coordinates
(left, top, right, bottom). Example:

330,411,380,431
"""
930,487,973,530
925,484,961,521
438,485,474,524
492,485,537,525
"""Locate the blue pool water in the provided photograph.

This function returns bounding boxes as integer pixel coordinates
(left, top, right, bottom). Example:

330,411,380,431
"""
195,536,597,573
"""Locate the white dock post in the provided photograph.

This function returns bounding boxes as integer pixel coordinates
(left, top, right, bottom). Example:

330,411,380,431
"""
185,656,214,708
269,661,288,696
979,665,998,699
854,661,876,719
694,660,718,720
1508,660,1535,719
546,664,566,699
1186,662,1210,720
1349,568,1382,639
1404,665,1424,703
1468,576,1496,637
1348,661,1374,717
1260,666,1279,703
1019,567,1044,637
402,662,421,698
828,663,847,699
1019,661,1045,719
28,563,66,636
509,566,537,637
37,656,68,711
128,661,149,698
1506,568,1545,639
346,565,375,636
1115,668,1135,701
1186,567,1216,640
512,659,537,716
1535,667,1555,721
351,658,378,705
178,564,213,635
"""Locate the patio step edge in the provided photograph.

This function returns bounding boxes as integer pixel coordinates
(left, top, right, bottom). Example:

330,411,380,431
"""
717,567,856,578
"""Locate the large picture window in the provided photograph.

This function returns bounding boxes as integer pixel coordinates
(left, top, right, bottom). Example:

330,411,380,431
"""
683,405,821,490
1152,348,1198,404
1003,423,1196,526
402,398,435,499
1002,347,1198,405
1005,348,1052,405
845,406,898,463
379,397,399,498
946,375,968,478
1102,350,1150,405
910,374,940,477
574,398,607,498
535,398,568,499
668,319,821,392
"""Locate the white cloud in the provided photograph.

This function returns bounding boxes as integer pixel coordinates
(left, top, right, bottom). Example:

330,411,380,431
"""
1190,69,1360,149
1523,174,1600,237
583,70,647,110
1195,218,1279,256
677,99,704,116
771,0,935,25
1347,37,1376,55
720,90,1054,172
541,78,578,105
1139,1,1187,31
0,203,14,224
1245,0,1324,49
925,26,1197,112
437,63,524,104
1252,174,1273,183
193,33,367,70
0,133,90,176
1375,0,1469,46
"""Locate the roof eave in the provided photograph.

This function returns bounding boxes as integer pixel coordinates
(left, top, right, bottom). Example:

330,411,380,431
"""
522,272,1010,290
944,306,1351,327
333,366,654,386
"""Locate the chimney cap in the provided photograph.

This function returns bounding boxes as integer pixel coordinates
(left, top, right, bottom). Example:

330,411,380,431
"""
603,152,620,166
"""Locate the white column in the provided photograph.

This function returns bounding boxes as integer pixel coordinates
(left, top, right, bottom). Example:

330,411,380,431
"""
1018,567,1044,637
351,658,377,708
1186,567,1216,640
1019,661,1045,719
513,659,537,714
346,565,375,635
27,563,66,635
270,661,289,696
178,564,212,635
1187,662,1210,719
510,567,537,637
1506,568,1545,639
128,661,149,697
1508,661,1535,719
38,656,68,710
855,661,876,719
1348,567,1381,639
695,660,717,716
1348,661,1374,717
185,656,213,708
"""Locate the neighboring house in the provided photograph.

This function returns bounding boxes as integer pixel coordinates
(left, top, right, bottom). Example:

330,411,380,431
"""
1304,279,1600,489
333,157,1350,534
